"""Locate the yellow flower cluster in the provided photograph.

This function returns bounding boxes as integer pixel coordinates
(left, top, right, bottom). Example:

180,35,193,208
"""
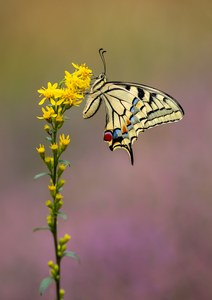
57,234,71,257
37,134,71,164
48,260,60,280
38,63,92,117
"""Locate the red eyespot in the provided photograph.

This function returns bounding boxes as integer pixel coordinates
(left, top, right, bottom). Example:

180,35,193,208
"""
104,131,113,141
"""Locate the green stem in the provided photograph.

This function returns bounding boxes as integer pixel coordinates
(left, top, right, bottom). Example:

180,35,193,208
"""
52,129,58,184
53,215,60,300
52,126,61,300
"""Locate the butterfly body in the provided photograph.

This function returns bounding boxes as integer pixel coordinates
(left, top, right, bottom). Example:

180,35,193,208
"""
83,50,184,165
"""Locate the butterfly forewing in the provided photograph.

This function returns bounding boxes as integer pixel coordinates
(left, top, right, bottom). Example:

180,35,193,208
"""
83,75,184,164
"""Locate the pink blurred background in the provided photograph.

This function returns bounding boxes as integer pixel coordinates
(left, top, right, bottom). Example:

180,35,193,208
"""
1,0,212,299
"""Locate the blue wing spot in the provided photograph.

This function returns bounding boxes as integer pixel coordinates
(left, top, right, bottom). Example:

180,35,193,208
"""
113,129,122,139
130,106,139,114
123,132,129,139
130,106,135,114
130,115,139,125
127,124,134,131
132,97,139,106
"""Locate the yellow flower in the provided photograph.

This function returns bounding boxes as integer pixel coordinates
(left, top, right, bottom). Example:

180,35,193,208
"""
50,96,64,107
44,156,53,169
65,72,88,93
56,114,64,123
55,110,64,125
48,184,56,197
48,260,54,268
45,200,53,208
57,165,67,178
47,215,53,226
63,233,71,242
48,184,56,192
50,143,58,151
72,63,92,80
60,84,83,107
64,71,73,88
58,164,67,171
36,144,45,154
59,134,70,147
58,178,65,188
55,193,63,201
37,106,57,122
44,124,51,133
59,289,65,297
38,82,60,105
72,64,92,91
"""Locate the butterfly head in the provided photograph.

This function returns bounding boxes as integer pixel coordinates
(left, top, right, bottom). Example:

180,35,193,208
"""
90,72,106,92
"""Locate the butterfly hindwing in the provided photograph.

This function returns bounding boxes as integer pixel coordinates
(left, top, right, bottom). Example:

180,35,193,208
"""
100,83,146,164
83,76,184,164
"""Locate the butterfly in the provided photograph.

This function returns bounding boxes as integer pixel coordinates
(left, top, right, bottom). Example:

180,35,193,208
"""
83,49,184,165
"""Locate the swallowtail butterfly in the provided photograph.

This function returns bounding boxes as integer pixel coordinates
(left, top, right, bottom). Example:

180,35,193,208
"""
83,49,184,165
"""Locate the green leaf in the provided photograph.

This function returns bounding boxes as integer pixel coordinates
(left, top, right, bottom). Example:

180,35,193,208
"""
33,226,50,232
58,159,71,167
57,211,68,220
39,276,54,295
34,172,49,180
63,251,80,263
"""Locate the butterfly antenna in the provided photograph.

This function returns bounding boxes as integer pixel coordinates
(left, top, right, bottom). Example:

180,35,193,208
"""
99,48,107,75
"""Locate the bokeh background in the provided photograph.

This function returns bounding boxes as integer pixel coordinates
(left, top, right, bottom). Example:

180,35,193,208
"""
1,0,212,299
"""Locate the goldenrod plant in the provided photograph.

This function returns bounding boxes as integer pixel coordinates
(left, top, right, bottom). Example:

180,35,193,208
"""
35,63,92,299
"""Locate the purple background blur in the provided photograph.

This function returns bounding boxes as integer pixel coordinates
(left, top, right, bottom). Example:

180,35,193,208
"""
1,1,212,299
